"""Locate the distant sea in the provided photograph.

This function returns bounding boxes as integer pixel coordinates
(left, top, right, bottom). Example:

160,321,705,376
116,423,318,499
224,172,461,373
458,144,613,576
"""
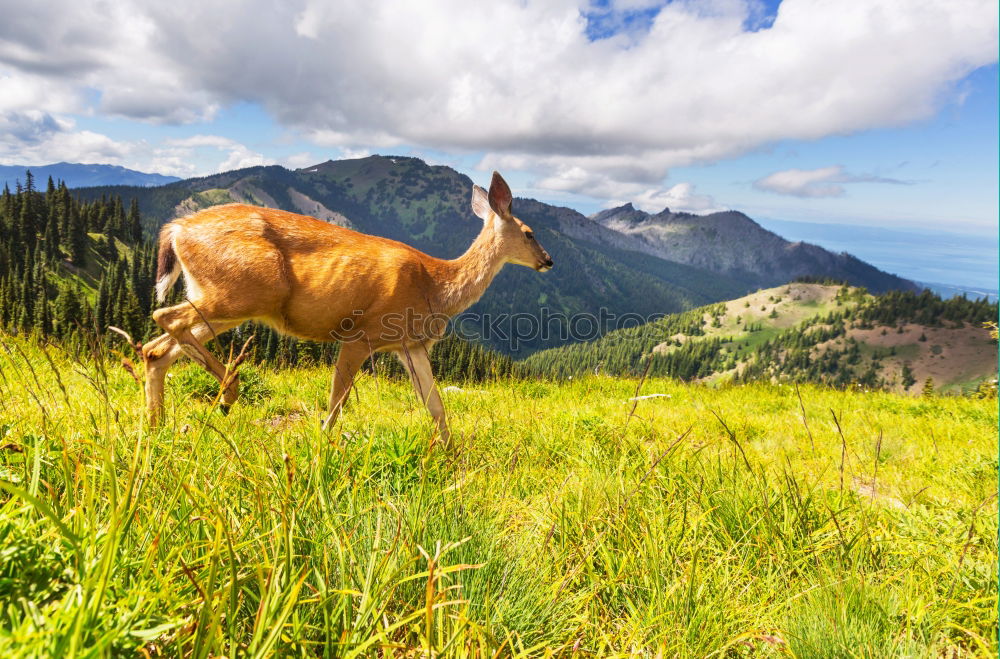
757,218,998,300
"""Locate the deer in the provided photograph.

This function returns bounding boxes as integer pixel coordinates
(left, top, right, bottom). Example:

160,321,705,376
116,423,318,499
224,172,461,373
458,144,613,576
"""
140,171,552,443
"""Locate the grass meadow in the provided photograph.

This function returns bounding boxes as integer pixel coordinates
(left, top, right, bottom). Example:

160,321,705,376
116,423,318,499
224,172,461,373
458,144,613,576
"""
0,332,996,656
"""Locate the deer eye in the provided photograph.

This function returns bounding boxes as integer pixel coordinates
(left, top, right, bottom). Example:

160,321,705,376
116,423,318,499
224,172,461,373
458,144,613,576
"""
525,231,534,240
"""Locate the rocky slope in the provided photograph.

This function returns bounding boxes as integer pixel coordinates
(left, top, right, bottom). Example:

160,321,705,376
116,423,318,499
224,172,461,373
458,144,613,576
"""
591,204,916,293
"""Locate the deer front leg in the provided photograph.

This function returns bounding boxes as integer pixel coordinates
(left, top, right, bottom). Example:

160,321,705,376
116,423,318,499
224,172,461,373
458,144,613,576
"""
142,332,180,426
397,344,450,445
322,342,369,431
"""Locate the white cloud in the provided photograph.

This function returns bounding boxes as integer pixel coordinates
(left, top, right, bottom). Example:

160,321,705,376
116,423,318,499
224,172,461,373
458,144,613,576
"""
0,72,83,114
0,0,995,206
144,135,275,176
753,165,910,198
0,115,273,179
164,135,238,149
0,111,132,166
281,151,320,169
532,160,721,212
627,183,723,214
217,145,274,172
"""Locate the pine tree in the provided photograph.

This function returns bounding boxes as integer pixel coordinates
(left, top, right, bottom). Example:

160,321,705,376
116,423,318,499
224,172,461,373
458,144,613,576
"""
104,234,118,262
54,282,84,337
69,204,88,265
57,182,72,239
921,377,934,397
95,275,109,332
0,184,10,244
127,198,142,243
17,171,38,252
35,279,52,335
44,198,61,260
901,364,916,389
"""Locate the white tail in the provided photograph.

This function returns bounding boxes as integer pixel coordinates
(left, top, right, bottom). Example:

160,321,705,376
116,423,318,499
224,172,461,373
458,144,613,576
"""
154,224,181,303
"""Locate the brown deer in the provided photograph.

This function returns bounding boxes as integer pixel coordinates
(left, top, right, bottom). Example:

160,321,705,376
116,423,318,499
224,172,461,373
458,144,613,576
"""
141,171,552,442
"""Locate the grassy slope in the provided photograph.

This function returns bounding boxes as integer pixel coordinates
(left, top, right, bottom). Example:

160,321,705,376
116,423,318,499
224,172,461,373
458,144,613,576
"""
526,283,998,393
647,283,852,353
696,284,998,393
0,332,996,656
521,283,860,378
45,234,136,308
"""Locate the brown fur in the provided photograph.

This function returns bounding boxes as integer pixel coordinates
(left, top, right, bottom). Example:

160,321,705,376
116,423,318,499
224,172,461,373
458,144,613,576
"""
142,172,552,442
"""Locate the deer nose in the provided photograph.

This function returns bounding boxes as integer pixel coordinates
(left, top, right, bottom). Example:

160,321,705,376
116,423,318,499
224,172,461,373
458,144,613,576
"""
544,258,554,267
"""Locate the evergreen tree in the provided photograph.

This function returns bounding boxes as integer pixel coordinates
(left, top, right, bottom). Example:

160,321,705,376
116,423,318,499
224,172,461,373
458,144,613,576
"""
69,204,88,265
54,282,84,336
35,279,52,335
921,377,935,396
127,198,143,243
57,182,72,239
901,364,916,389
17,172,38,252
44,197,61,260
95,274,109,332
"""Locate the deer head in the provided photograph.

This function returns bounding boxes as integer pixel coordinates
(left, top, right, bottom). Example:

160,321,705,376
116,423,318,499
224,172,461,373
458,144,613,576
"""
471,171,553,272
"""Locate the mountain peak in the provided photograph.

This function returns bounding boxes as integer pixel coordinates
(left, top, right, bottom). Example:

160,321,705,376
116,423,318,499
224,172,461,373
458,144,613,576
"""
590,202,651,225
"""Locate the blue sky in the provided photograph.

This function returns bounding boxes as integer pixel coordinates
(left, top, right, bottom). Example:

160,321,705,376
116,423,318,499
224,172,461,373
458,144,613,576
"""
0,0,996,284
670,64,999,233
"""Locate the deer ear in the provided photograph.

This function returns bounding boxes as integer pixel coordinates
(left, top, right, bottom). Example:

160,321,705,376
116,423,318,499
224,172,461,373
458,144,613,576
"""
488,171,512,216
471,185,491,220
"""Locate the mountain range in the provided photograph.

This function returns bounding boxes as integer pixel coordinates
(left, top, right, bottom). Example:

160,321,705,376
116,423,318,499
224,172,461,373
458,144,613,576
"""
0,162,181,191
591,204,916,293
69,155,916,353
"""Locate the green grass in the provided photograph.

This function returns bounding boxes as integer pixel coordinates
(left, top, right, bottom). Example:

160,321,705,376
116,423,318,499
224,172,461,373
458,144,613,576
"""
193,188,237,207
0,332,996,656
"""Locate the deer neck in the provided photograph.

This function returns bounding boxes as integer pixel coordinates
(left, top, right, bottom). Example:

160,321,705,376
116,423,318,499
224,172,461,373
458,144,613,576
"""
435,223,507,316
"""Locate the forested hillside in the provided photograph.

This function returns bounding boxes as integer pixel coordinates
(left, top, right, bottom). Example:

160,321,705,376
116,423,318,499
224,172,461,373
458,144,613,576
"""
523,282,998,394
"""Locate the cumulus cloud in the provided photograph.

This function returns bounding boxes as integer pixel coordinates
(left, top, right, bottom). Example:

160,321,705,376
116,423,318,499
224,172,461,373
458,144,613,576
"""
0,116,272,179
144,135,275,177
626,183,723,214
0,0,995,204
281,152,322,170
753,165,910,198
0,111,131,166
528,158,721,212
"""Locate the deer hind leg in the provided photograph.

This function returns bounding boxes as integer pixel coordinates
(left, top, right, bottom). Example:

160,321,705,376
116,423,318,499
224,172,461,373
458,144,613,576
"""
321,341,370,431
143,320,241,423
397,344,450,445
151,301,241,401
